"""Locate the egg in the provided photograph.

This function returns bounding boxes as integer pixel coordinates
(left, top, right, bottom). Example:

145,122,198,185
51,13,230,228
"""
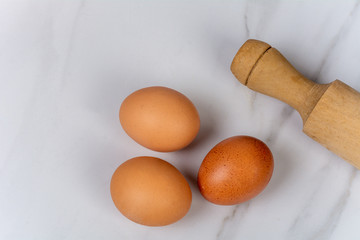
119,86,200,152
197,136,274,205
110,156,192,226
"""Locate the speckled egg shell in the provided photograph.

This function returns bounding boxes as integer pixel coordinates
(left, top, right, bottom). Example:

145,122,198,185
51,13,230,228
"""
197,136,274,205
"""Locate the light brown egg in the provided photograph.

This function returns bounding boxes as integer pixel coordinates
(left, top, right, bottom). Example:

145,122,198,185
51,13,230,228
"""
197,136,274,205
110,156,192,226
119,86,200,152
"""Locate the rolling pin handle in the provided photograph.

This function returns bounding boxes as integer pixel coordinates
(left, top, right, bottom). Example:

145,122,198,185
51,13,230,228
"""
231,39,328,123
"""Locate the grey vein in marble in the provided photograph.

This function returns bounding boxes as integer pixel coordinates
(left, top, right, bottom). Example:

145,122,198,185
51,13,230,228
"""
249,91,257,114
312,1,360,83
265,106,294,145
216,202,250,240
310,169,357,240
244,1,250,39
287,165,357,240
60,0,86,88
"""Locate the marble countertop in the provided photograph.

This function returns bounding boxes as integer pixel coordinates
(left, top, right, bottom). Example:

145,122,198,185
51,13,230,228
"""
1,1,360,239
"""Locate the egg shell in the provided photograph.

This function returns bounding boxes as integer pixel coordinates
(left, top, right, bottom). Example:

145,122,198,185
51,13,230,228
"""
119,86,200,152
110,156,192,226
197,136,274,205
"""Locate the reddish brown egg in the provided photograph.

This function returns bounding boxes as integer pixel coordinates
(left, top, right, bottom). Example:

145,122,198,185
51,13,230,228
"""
197,136,274,205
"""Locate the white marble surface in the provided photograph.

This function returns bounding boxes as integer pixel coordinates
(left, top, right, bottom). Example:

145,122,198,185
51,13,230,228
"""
1,0,360,239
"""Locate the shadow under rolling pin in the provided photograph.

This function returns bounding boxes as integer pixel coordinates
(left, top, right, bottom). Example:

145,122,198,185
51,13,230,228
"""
231,39,360,169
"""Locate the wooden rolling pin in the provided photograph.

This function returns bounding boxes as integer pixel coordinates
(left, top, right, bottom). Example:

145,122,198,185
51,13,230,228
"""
231,39,360,169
